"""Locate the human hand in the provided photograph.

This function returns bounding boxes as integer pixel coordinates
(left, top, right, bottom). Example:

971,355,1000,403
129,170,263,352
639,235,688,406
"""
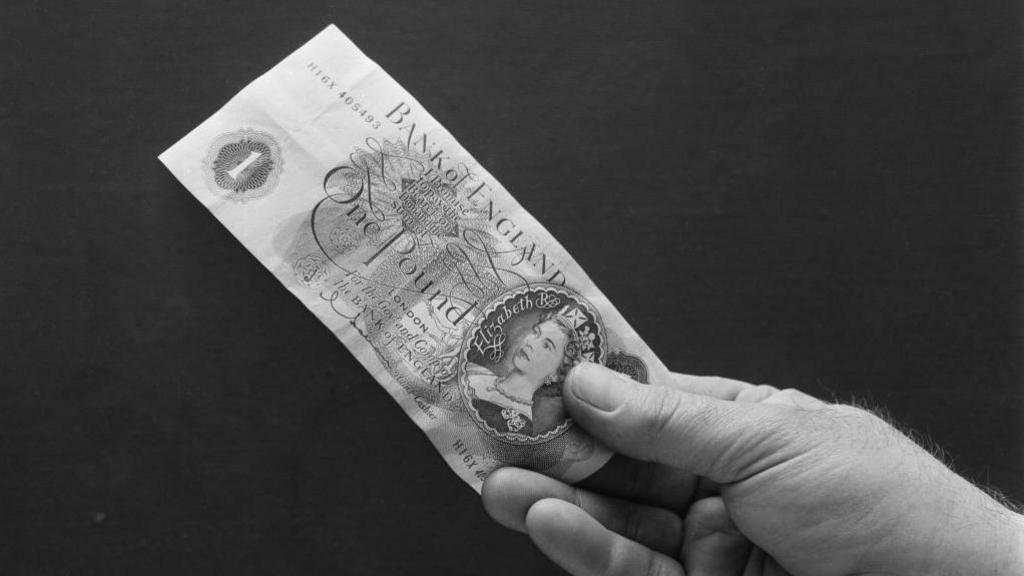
482,362,1024,575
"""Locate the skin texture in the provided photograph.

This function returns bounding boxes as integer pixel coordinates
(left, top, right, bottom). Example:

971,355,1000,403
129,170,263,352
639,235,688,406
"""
481,362,1024,576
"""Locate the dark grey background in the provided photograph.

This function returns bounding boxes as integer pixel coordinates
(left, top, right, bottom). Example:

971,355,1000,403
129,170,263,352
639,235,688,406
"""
2,1,1020,574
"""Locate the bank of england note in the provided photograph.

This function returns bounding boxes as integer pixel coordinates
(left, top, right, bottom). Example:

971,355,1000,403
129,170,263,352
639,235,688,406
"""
159,24,670,492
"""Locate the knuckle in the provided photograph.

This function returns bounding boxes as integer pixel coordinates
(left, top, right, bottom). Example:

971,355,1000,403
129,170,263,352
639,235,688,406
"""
626,460,656,498
621,503,642,542
603,538,675,576
810,403,898,450
772,387,798,400
570,487,586,512
769,387,831,411
682,496,723,536
735,383,780,403
636,387,684,443
828,403,876,427
601,539,633,576
643,553,679,576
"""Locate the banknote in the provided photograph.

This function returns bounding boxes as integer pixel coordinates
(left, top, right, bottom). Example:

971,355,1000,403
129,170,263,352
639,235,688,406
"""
159,24,671,492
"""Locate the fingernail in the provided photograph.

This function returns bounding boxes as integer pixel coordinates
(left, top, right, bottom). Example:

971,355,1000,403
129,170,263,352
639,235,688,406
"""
568,362,630,412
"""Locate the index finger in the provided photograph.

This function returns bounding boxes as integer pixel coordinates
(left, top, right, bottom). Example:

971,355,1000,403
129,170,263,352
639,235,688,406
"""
667,373,828,409
665,373,755,401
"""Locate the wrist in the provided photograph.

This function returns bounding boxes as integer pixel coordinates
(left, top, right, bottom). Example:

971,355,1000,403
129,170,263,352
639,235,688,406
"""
997,512,1024,575
927,491,1024,576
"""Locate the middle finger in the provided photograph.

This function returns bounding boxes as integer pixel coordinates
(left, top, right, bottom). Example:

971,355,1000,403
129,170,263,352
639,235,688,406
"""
483,467,684,556
577,454,705,512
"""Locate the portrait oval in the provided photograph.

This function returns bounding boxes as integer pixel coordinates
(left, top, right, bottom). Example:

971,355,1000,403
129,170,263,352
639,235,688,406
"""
458,284,606,445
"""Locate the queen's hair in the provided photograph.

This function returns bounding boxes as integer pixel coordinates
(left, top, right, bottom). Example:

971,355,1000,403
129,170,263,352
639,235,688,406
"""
535,310,584,387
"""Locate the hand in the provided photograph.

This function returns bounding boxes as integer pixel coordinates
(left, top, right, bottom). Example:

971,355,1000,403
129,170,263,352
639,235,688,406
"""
481,362,1024,575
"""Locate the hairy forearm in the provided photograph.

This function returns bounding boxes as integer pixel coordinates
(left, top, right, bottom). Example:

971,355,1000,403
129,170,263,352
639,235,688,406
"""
925,477,1024,575
980,504,1024,576
857,405,1024,576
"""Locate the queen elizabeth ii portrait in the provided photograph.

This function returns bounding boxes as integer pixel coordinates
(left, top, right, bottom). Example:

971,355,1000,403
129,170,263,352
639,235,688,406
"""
464,309,584,438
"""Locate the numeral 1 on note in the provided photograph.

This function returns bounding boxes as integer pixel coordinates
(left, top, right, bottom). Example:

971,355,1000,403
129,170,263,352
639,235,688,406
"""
227,151,262,180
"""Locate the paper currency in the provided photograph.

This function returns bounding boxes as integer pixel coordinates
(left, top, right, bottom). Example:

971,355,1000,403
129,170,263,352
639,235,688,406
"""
159,24,671,492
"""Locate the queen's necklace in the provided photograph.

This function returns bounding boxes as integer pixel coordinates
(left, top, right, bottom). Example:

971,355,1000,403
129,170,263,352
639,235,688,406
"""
487,379,533,406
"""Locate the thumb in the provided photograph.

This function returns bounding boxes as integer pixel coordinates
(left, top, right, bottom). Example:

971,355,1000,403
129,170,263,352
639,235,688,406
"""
564,362,808,483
